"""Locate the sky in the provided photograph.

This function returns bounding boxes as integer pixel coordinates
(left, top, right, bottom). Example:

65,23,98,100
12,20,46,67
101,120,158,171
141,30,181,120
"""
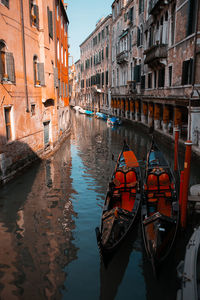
66,0,113,64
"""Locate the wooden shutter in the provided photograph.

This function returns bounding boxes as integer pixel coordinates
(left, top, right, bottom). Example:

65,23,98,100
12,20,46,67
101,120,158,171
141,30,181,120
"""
34,5,39,29
53,67,58,87
189,58,193,84
6,52,15,83
43,122,50,145
2,0,9,8
38,63,45,86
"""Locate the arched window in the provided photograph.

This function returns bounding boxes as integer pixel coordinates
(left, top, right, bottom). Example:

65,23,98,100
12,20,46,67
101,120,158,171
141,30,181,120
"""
29,0,39,29
0,40,15,83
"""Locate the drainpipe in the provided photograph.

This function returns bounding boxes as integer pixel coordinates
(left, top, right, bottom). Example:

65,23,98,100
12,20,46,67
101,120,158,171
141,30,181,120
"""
188,0,199,140
20,0,29,112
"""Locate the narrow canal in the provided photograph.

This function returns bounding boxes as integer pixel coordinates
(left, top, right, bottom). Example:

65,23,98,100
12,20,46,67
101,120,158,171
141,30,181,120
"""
0,111,200,300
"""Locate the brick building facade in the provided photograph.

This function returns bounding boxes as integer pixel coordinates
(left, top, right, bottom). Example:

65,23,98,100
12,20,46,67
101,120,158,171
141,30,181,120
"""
75,0,200,149
0,0,70,184
79,15,112,114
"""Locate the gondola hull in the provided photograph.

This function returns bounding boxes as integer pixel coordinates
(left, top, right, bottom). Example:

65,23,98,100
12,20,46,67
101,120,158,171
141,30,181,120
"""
96,142,141,257
141,140,179,269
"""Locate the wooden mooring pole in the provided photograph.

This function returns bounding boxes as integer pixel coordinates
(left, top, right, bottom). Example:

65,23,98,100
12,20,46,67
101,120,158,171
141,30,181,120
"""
174,128,179,172
181,141,192,228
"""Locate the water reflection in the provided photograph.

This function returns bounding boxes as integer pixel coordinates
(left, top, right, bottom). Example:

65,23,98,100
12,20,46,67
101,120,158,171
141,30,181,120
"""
0,140,78,299
1,110,200,300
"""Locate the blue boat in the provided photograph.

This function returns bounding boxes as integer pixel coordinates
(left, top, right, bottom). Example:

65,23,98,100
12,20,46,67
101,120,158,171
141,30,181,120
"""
85,110,94,116
107,117,122,126
96,112,107,120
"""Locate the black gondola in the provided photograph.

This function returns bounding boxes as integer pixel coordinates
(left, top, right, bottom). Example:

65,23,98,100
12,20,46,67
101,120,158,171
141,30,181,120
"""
96,141,141,257
141,140,179,272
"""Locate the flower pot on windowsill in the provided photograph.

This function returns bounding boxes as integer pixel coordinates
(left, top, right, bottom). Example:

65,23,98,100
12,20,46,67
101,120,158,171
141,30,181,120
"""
36,80,40,86
31,14,36,26
3,74,9,81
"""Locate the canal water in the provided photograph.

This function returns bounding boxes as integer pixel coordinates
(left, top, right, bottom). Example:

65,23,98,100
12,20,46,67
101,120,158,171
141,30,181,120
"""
0,111,200,300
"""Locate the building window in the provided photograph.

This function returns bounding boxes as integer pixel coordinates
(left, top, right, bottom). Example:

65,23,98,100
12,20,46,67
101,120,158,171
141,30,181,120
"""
47,6,53,39
169,66,172,86
4,107,12,141
171,4,176,45
141,75,145,89
65,83,68,97
187,0,197,36
148,73,152,89
43,121,50,146
139,0,144,14
137,27,141,47
98,32,101,43
0,41,15,83
181,59,193,85
29,0,39,29
61,44,63,64
106,46,109,58
56,5,59,20
1,0,9,8
158,68,165,87
106,71,108,86
57,39,60,60
102,72,104,86
154,71,157,88
31,104,36,116
64,23,68,35
33,55,45,86
106,25,109,35
134,64,141,83
64,50,67,67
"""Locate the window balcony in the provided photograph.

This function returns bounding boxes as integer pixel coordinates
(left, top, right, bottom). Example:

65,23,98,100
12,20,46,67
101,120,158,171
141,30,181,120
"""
144,44,167,67
148,0,169,15
127,81,136,94
116,50,128,64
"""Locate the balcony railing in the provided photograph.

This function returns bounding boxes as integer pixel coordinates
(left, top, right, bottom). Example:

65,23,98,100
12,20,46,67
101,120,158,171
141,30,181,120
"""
116,50,128,64
148,0,168,15
144,44,167,65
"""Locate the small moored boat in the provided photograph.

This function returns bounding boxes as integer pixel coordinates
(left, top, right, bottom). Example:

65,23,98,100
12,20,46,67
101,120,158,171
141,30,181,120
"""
107,117,122,127
96,141,141,257
177,226,200,300
96,112,107,120
141,140,179,273
85,110,94,116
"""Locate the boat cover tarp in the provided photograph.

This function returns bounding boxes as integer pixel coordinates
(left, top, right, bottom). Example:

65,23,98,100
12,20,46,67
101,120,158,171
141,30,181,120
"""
123,151,139,168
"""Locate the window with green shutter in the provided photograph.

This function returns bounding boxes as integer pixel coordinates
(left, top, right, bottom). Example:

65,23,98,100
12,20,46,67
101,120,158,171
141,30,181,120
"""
38,62,45,86
54,67,58,88
47,6,53,39
6,52,15,83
